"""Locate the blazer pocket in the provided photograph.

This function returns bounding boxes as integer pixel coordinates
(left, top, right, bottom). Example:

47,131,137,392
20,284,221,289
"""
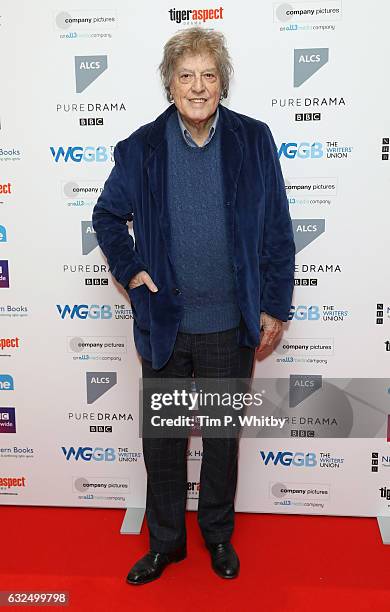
128,284,150,330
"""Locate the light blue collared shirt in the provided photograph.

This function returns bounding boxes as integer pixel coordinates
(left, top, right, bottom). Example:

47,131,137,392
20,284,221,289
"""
177,107,219,148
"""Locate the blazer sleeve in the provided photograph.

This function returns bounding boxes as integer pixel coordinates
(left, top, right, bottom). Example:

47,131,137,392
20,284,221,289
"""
259,123,295,321
92,141,147,289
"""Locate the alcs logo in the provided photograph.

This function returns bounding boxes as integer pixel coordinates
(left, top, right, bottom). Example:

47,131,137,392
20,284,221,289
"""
61,446,116,461
56,305,112,320
278,142,323,159
288,305,320,321
260,451,317,466
50,146,109,163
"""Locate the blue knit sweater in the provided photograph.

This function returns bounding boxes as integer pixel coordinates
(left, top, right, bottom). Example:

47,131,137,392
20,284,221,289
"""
166,112,241,333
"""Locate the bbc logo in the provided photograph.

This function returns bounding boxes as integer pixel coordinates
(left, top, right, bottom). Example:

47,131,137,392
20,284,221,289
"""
291,430,315,437
90,426,112,433
79,118,104,126
294,278,318,286
85,278,109,286
382,138,389,160
295,113,321,122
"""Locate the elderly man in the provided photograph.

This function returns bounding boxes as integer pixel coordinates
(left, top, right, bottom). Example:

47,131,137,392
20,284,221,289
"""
92,27,295,584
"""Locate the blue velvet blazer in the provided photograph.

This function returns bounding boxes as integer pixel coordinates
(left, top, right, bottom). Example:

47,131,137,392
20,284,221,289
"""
92,103,295,369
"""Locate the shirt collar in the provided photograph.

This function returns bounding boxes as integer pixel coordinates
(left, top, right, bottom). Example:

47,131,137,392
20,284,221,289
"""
177,107,219,148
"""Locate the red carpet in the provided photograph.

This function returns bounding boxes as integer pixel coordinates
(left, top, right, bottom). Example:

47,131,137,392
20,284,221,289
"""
0,506,389,611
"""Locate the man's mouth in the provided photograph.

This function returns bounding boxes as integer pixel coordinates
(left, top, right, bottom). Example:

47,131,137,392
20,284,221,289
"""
188,98,208,103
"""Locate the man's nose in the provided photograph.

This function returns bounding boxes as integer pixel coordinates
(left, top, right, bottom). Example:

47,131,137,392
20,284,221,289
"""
191,75,205,92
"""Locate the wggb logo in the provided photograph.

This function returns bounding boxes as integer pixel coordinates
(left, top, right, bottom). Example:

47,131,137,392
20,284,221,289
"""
260,451,317,467
56,305,112,319
288,306,321,321
278,142,323,159
50,146,109,163
61,446,116,461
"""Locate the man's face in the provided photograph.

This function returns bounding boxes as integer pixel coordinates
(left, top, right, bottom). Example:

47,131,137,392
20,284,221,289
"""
170,52,221,125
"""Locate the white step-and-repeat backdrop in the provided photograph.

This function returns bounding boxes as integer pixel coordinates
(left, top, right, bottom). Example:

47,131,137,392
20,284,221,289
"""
1,0,390,516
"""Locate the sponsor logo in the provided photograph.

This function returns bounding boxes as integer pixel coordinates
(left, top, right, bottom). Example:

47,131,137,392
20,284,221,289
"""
62,180,103,207
272,97,345,109
0,224,7,242
292,219,325,253
56,304,112,319
80,117,103,126
295,112,321,121
376,304,390,324
0,148,21,162
61,446,116,461
68,412,133,423
0,375,14,390
90,426,112,432
382,137,389,160
270,481,329,510
67,336,127,361
56,102,126,114
0,305,29,318
187,449,203,461
0,408,16,433
371,452,390,472
0,182,12,199
0,446,34,458
289,374,322,407
50,146,112,163
385,340,390,352
274,1,342,34
275,338,334,366
75,55,108,93
380,487,390,500
72,476,129,495
294,48,329,87
168,7,224,24
278,142,323,159
286,177,338,207
0,476,27,494
86,371,117,404
187,480,200,499
289,305,349,322
0,260,10,287
0,337,20,351
117,448,142,463
260,450,317,466
81,221,98,255
55,10,117,40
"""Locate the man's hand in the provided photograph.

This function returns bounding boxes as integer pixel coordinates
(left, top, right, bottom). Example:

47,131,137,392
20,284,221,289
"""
256,312,283,356
128,271,158,292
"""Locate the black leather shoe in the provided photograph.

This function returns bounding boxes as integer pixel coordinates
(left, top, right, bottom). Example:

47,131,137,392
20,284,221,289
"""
206,542,240,579
126,544,186,585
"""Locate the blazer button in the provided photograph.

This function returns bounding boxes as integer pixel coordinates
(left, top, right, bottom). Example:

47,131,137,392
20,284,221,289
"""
225,201,231,206
172,288,181,295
